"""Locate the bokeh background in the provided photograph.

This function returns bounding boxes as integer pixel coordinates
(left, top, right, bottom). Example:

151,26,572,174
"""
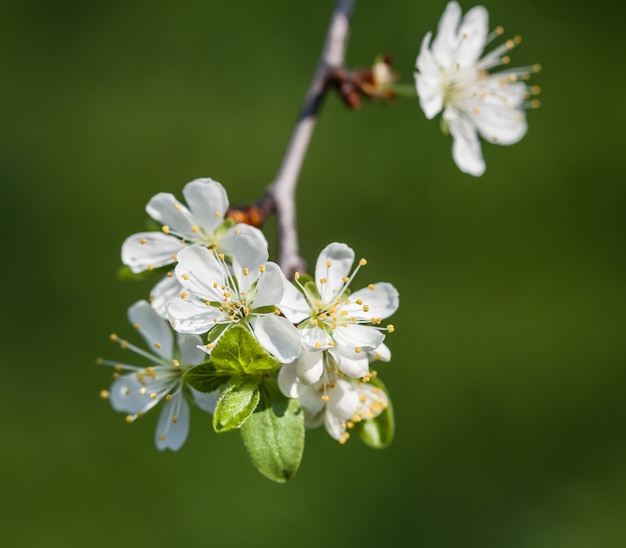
1,0,625,546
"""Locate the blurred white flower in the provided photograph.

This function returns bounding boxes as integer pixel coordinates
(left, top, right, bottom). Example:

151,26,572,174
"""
121,177,267,317
167,236,302,364
100,300,217,451
279,242,398,382
278,359,388,444
414,1,540,176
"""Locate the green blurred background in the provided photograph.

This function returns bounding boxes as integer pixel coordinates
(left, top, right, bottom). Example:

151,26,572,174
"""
1,0,625,546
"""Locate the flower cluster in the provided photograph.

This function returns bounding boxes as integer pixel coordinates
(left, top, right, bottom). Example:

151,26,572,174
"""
100,178,399,474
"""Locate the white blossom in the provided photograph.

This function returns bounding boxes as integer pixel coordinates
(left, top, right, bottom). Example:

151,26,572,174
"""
279,242,398,383
278,357,388,444
414,1,540,176
167,236,302,364
121,177,267,317
99,300,217,451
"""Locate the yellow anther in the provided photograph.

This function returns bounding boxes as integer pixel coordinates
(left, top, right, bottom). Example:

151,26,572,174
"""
327,260,332,268
274,309,282,315
139,387,147,395
133,323,141,330
140,238,147,245
315,342,322,349
387,324,395,333
342,276,350,283
355,347,361,354
339,432,350,444
531,99,541,109
502,55,510,64
495,25,504,35
166,394,173,401
174,204,181,210
321,395,330,402
145,367,156,379
533,63,542,72
112,373,120,380
359,394,366,403
172,359,180,367
241,268,249,277
259,265,265,273
356,299,363,305
328,341,336,347
347,421,354,429
158,434,166,441
147,264,154,271
294,272,300,280
206,343,213,350
474,106,481,114
181,273,190,280
171,254,177,261
172,416,178,423
149,392,157,400
154,342,161,349
514,35,522,44
359,258,367,266
181,291,189,299
213,282,218,288
320,277,327,284
120,340,128,349
531,85,541,95
191,226,199,232
114,364,123,372
215,211,222,217
99,390,109,399
363,305,369,312
368,284,375,290
110,334,119,342
162,225,170,234
96,358,103,365
125,415,133,424
166,272,173,278
218,253,225,260
505,39,515,49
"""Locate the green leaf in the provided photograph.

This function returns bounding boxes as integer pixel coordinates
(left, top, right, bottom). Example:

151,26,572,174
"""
240,379,304,483
354,377,395,448
213,376,261,433
184,362,230,393
211,325,280,374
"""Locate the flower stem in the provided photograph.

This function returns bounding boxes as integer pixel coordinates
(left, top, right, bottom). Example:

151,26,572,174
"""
264,0,356,279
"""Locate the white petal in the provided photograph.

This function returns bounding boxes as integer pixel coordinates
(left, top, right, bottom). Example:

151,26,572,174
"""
149,274,183,319
324,412,346,441
345,282,399,320
168,298,224,334
182,178,229,235
431,1,462,67
472,94,528,146
228,231,269,283
250,314,302,363
189,385,218,414
219,223,268,256
155,391,190,451
146,192,197,237
333,324,385,352
332,351,370,378
327,379,360,420
415,32,444,119
109,374,160,415
175,246,225,301
121,232,185,273
127,300,173,360
299,325,334,350
279,282,311,324
295,348,325,385
315,242,354,303
277,362,300,398
456,5,488,67
252,262,286,308
176,333,205,365
368,342,391,363
445,107,486,176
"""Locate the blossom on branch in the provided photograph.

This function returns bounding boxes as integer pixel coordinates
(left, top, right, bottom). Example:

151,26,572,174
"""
279,242,398,382
167,236,302,364
414,1,540,176
121,178,266,317
99,300,217,451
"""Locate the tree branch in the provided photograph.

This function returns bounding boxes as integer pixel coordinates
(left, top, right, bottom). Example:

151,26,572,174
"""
265,0,356,279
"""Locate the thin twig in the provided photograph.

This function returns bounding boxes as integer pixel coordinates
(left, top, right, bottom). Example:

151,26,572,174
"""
265,0,356,279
